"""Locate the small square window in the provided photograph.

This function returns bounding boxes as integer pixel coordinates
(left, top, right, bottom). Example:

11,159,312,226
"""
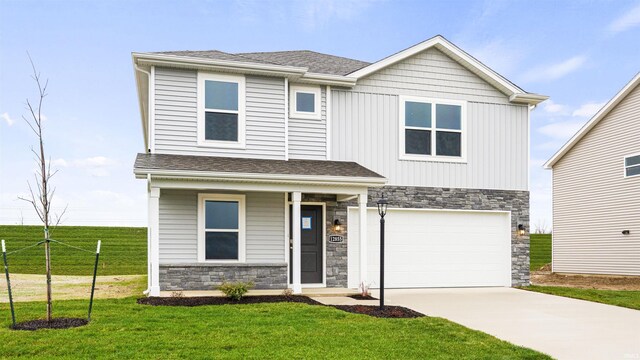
290,85,321,119
296,92,315,113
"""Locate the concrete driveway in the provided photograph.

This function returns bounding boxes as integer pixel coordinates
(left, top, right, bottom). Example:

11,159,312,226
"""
374,287,640,360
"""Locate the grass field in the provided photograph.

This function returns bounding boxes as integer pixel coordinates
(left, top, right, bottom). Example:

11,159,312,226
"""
0,297,548,359
525,286,640,311
530,234,552,271
0,226,146,276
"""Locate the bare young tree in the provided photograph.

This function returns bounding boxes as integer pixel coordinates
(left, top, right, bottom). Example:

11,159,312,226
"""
17,55,67,321
533,219,550,234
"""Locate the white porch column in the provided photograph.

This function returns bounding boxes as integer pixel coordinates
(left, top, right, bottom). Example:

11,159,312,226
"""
148,187,161,296
358,192,368,286
292,191,302,294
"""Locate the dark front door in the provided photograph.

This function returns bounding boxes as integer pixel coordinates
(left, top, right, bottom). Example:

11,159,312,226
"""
290,205,323,284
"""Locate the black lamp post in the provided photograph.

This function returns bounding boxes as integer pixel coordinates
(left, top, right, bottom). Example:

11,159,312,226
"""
377,194,388,310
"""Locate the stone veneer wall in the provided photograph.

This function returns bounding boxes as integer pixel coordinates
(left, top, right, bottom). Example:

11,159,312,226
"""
364,186,530,286
159,263,287,291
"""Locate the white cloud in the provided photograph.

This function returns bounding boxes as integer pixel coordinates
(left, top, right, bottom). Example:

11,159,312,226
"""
608,3,640,34
571,102,605,118
522,55,586,82
295,0,380,29
1,112,15,126
73,156,115,167
542,100,569,115
467,39,524,75
537,119,587,140
51,158,69,167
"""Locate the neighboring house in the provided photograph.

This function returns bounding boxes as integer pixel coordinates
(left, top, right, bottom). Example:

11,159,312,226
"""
132,35,547,296
544,73,640,276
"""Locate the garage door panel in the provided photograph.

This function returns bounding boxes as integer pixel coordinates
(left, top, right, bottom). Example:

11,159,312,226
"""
348,208,511,288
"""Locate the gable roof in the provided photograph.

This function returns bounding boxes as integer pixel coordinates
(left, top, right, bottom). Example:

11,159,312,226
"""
544,72,640,169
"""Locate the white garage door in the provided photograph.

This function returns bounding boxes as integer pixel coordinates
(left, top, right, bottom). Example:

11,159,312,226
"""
348,208,511,288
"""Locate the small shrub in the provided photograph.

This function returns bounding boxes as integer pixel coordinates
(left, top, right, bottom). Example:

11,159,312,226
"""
218,281,254,301
359,281,372,297
281,288,294,298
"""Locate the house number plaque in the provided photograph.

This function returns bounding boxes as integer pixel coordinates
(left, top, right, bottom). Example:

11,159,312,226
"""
329,236,344,243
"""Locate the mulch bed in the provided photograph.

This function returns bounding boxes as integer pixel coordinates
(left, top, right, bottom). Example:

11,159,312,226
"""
11,318,88,331
348,294,377,300
138,295,321,307
138,295,425,318
332,305,425,318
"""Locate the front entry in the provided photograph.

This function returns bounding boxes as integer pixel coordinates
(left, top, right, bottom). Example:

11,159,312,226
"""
290,205,324,284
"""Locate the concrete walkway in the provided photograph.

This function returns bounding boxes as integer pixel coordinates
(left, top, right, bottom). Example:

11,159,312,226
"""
372,288,640,360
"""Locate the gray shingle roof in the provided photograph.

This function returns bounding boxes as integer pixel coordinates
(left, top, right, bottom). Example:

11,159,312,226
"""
153,49,370,76
134,153,384,179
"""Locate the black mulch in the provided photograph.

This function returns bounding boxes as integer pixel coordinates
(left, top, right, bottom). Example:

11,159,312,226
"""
137,295,426,318
137,295,321,307
11,318,88,331
331,305,425,318
348,294,378,300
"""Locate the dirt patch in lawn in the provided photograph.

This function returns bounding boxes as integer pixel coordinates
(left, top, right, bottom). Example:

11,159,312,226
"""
0,274,145,302
531,271,640,290
11,318,88,331
332,305,424,318
138,295,321,306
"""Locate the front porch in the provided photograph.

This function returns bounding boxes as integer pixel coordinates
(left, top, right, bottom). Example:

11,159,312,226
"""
134,153,386,296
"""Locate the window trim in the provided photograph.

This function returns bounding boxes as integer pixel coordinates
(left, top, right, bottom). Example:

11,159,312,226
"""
398,95,467,163
623,153,640,178
197,72,246,149
197,193,246,263
289,84,321,120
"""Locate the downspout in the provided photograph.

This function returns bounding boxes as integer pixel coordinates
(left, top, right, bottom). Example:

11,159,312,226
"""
134,64,152,153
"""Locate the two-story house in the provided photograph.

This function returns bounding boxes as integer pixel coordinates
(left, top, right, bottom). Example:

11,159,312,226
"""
132,35,547,296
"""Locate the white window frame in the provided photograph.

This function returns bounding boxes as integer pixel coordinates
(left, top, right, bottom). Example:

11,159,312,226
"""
197,72,246,149
623,153,640,178
197,193,246,263
398,95,467,163
289,84,321,120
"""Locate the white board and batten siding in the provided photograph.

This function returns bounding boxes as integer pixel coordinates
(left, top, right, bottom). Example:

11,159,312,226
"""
553,84,640,276
154,67,287,159
331,47,529,190
288,86,327,160
158,190,285,264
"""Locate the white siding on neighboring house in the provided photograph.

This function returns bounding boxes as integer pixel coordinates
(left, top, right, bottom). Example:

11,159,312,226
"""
331,91,528,190
159,190,285,264
288,85,327,160
154,67,286,159
553,84,640,276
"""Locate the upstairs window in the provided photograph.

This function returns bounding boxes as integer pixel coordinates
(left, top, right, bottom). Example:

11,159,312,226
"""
400,96,465,161
290,85,321,119
624,154,640,178
197,73,245,148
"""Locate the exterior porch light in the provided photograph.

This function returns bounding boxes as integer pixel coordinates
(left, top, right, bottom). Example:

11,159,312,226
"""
377,193,388,310
518,224,526,237
333,219,342,233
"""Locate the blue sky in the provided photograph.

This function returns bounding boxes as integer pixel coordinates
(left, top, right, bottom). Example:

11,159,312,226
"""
1,0,639,229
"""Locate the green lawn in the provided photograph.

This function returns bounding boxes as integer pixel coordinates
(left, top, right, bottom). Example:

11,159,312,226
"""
530,234,551,271
0,298,549,359
0,226,146,276
525,285,640,311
